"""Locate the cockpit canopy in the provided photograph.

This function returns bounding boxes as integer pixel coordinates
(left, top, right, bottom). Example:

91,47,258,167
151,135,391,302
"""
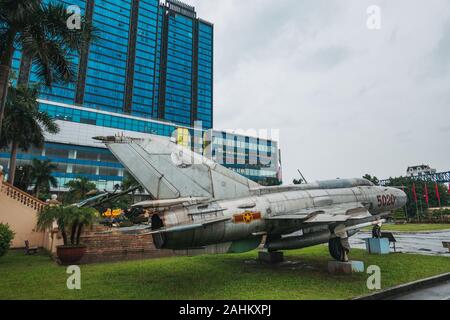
315,178,375,189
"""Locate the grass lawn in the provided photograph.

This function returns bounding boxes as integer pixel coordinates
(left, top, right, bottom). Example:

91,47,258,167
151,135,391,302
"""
1,246,449,300
363,223,450,232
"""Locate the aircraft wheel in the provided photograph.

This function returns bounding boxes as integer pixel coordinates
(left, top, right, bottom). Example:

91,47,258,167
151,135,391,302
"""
328,237,349,262
372,225,382,238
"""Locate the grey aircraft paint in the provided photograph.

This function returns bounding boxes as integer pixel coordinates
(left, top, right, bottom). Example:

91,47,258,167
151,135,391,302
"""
94,134,407,261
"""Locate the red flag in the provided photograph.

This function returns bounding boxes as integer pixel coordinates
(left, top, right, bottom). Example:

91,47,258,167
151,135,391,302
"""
435,183,441,207
424,183,429,207
412,183,418,203
448,183,450,195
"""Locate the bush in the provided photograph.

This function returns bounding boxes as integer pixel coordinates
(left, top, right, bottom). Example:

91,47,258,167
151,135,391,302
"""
0,223,15,257
427,208,450,218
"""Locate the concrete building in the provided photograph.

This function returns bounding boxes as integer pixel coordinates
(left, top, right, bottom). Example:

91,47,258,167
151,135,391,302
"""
406,165,437,177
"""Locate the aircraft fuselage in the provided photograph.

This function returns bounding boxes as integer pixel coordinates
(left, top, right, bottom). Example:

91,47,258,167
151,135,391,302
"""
151,185,407,253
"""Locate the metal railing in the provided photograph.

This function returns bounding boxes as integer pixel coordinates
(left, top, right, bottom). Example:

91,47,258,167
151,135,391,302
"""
379,171,450,186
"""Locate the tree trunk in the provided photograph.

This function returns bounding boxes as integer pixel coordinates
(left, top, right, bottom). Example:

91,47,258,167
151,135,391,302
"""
0,64,11,137
7,140,19,184
61,228,68,246
34,181,40,198
18,53,32,86
0,38,14,138
70,221,78,245
76,223,84,245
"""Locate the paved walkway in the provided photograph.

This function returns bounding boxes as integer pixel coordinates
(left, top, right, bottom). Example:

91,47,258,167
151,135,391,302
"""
389,280,450,300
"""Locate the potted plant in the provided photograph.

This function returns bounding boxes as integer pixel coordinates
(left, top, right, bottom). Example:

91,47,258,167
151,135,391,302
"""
37,205,98,264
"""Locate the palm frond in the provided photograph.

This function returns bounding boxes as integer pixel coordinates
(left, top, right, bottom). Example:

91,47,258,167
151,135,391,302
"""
35,110,59,134
1,84,59,150
49,175,58,188
20,27,75,86
12,0,95,87
41,2,97,52
0,0,41,26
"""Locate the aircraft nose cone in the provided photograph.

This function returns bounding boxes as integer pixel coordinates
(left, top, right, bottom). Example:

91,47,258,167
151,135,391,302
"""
396,188,407,208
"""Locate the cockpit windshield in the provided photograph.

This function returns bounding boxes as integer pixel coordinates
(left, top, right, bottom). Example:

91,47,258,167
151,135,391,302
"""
353,178,375,187
316,178,374,189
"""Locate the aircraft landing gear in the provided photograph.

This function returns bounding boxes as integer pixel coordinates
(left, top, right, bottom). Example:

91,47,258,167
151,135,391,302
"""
328,237,350,262
372,224,382,238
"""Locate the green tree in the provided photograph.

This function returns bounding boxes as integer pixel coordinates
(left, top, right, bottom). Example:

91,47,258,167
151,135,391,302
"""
121,171,144,200
118,171,145,206
384,176,450,218
121,171,144,193
13,164,33,192
257,177,282,186
362,174,379,186
0,85,59,184
0,0,95,136
64,177,97,203
30,158,57,198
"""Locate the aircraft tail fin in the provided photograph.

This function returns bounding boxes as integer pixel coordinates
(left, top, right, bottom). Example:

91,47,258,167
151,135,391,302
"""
98,135,260,200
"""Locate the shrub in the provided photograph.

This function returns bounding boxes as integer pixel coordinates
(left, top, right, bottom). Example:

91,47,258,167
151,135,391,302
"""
427,208,450,218
0,223,15,257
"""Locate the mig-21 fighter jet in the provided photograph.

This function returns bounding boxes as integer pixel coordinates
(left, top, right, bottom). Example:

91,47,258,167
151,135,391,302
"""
93,134,407,262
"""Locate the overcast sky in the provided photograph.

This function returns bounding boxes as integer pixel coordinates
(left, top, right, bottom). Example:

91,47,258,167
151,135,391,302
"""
189,0,450,183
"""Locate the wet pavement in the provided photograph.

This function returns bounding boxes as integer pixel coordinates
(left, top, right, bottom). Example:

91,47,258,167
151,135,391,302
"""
389,280,450,300
350,229,450,256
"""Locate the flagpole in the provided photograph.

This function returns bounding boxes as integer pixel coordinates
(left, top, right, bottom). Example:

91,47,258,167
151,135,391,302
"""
419,197,423,222
423,183,429,209
412,183,419,222
435,182,441,208
402,185,407,220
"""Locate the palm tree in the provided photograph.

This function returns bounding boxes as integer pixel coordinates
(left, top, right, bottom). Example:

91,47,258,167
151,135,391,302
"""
0,85,59,184
0,0,95,136
37,205,97,246
31,158,57,197
120,171,146,205
363,174,379,186
121,171,144,191
64,177,97,203
13,164,33,191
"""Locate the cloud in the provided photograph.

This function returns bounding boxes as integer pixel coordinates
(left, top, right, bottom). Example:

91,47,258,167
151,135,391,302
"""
190,0,450,182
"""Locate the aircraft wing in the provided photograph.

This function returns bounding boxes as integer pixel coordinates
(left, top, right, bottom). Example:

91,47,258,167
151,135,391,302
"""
266,202,372,223
145,216,230,235
99,216,231,236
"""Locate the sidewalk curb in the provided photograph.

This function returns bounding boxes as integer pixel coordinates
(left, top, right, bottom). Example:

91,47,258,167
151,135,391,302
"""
358,229,450,235
352,272,450,300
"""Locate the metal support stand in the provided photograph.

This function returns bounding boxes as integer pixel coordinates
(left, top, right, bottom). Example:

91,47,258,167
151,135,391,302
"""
258,250,284,264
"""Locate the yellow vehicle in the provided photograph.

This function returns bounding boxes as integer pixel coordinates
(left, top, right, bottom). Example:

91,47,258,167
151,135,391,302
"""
102,208,123,218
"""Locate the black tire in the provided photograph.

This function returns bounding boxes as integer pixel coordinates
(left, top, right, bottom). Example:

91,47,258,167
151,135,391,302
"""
328,238,347,262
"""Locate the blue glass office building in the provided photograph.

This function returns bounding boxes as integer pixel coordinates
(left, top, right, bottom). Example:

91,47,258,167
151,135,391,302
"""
13,0,213,128
2,0,281,191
